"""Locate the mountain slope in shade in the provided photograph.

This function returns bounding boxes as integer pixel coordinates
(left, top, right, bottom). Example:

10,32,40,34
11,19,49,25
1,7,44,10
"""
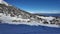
0,0,60,28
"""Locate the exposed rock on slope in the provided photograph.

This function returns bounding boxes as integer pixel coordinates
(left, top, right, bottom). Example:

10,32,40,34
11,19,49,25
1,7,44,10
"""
0,0,60,26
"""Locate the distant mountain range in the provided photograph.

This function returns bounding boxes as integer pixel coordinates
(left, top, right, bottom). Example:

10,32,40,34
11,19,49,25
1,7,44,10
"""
33,13,60,17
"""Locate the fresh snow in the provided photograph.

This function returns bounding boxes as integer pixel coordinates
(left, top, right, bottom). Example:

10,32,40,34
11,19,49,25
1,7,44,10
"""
1,22,60,28
0,13,60,28
0,0,11,6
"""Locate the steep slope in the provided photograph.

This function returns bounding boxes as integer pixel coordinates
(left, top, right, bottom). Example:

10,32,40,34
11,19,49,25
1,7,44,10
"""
0,0,41,23
0,0,60,27
0,4,38,19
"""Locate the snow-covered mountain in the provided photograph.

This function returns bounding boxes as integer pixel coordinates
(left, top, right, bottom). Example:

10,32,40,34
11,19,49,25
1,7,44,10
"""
0,0,60,28
0,0,11,6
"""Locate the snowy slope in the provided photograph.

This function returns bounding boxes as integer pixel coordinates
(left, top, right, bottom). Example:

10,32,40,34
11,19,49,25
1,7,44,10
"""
0,13,60,28
0,0,60,28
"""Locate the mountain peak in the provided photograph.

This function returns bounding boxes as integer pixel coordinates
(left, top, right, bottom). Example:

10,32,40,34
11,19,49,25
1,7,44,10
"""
0,0,11,6
0,0,3,3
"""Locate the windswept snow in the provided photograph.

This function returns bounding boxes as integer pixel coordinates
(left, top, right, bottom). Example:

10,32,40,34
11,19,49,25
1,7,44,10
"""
0,13,60,28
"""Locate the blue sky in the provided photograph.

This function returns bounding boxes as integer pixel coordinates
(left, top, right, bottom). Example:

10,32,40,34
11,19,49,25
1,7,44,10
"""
4,0,60,13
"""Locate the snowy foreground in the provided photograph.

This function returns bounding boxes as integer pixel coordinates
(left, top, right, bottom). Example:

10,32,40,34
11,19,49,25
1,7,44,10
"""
2,22,60,28
0,13,60,28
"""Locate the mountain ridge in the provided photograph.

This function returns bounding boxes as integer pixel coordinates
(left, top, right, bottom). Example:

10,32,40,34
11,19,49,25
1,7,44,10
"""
0,0,60,27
